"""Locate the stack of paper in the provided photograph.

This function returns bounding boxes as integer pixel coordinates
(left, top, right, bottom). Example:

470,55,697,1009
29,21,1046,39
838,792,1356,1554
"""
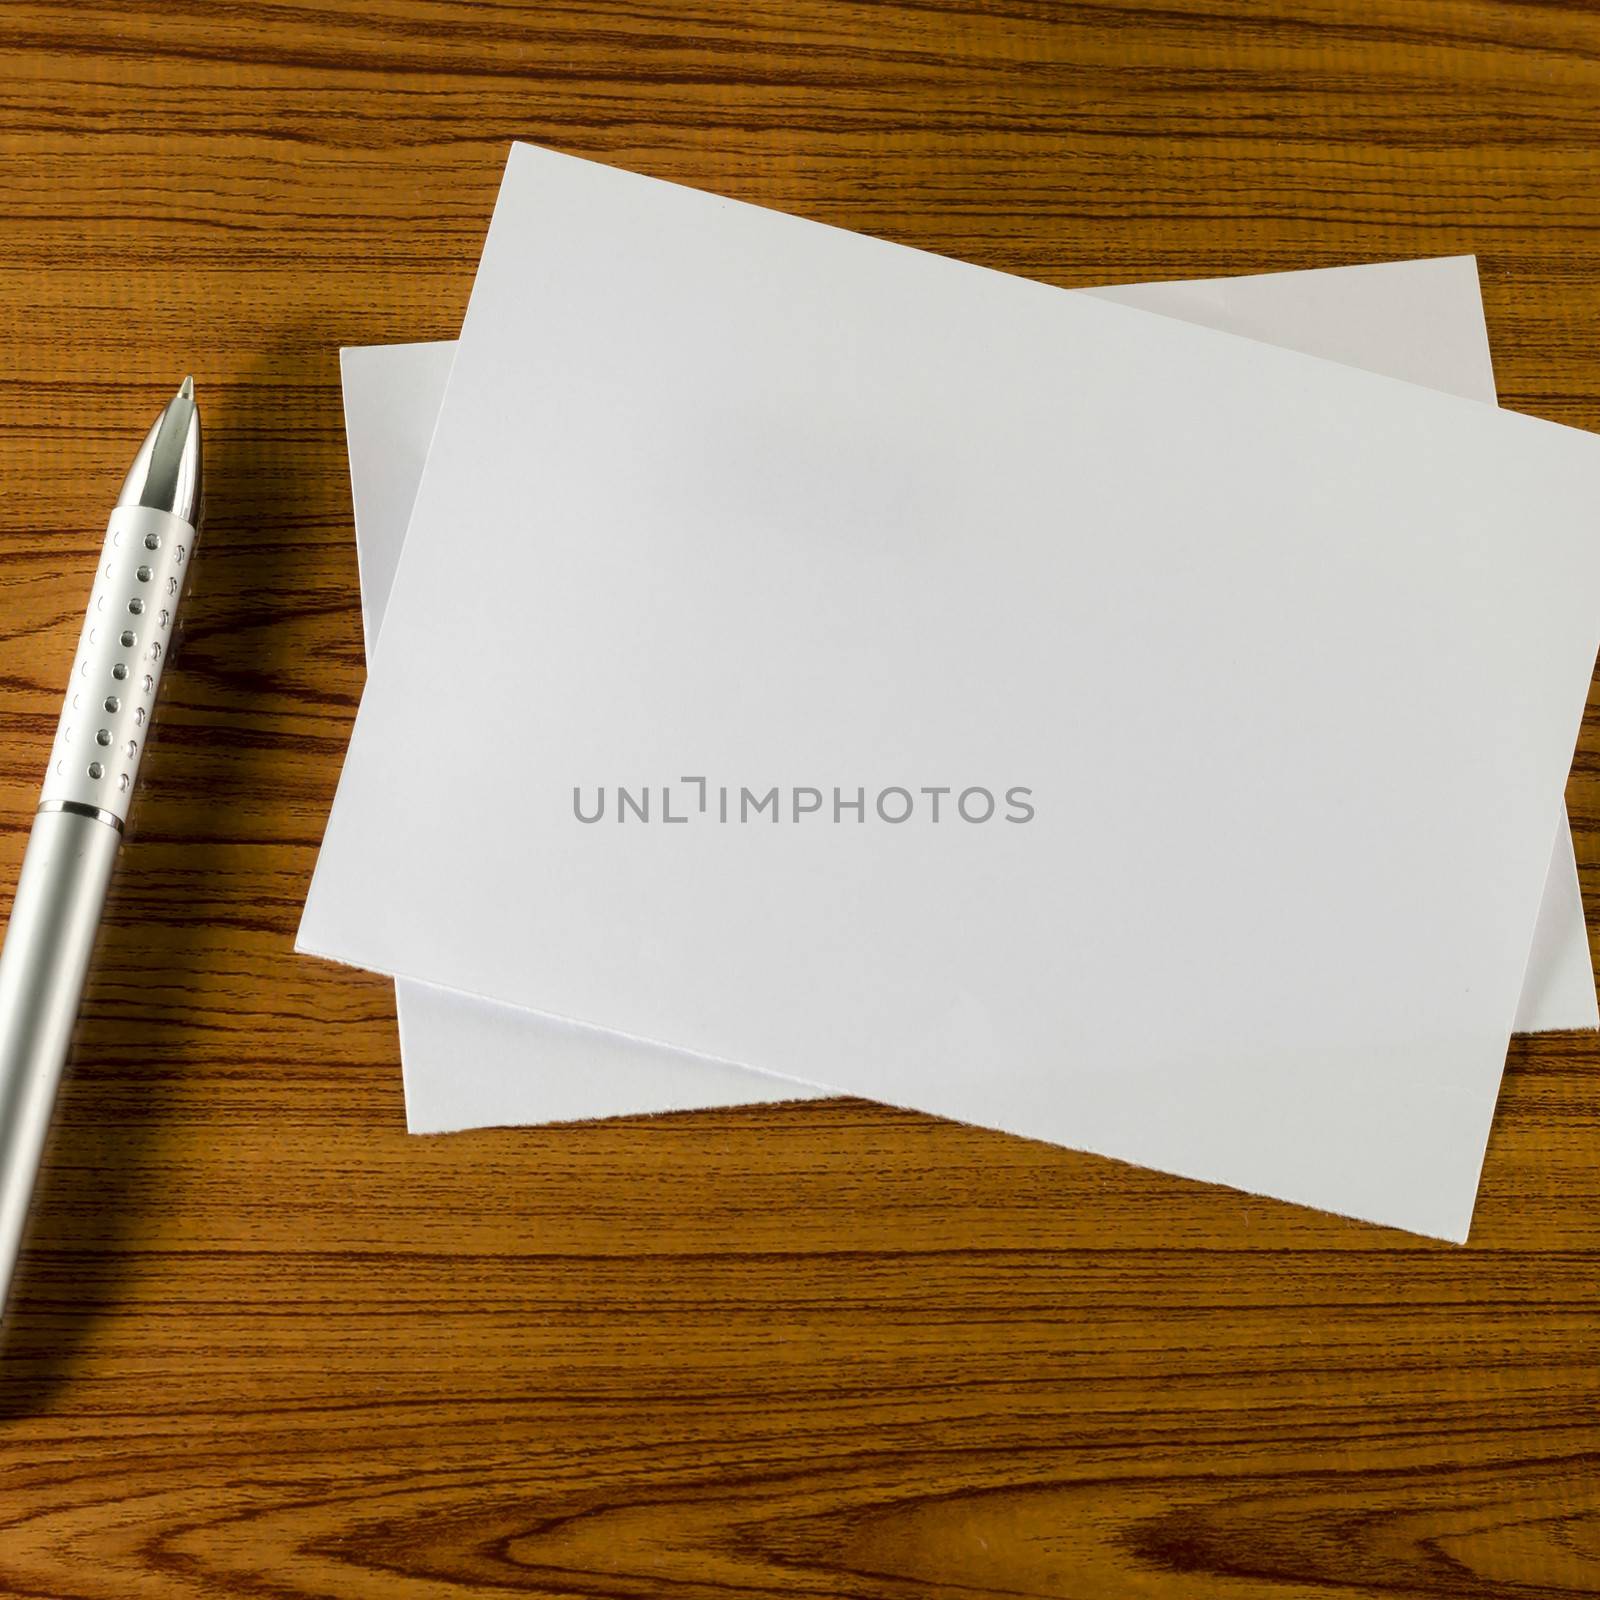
301,144,1600,1241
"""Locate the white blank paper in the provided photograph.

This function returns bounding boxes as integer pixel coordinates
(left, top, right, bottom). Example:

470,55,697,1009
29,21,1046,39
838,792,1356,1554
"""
341,256,1595,1139
304,147,1600,1238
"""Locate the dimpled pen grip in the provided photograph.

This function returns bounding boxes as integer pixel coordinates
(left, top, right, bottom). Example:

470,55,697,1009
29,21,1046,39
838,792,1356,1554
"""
40,504,195,820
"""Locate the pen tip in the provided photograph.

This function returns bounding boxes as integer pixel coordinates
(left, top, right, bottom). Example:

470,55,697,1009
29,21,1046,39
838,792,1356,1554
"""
178,375,194,402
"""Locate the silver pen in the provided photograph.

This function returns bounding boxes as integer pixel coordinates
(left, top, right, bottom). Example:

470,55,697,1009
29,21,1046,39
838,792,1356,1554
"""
0,380,201,1318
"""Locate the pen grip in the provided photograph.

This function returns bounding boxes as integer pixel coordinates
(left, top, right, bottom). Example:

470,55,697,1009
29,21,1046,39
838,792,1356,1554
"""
40,504,196,826
0,810,120,1317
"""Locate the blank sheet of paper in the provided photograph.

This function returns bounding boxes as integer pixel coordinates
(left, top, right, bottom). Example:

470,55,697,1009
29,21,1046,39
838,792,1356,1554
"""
303,146,1600,1238
341,257,1595,1137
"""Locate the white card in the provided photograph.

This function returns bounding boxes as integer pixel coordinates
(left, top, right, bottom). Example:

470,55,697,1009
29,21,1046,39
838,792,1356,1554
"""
305,146,1600,1239
344,258,1595,1137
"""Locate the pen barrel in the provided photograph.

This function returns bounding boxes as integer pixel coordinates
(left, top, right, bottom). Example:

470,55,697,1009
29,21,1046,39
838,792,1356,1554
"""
0,810,120,1315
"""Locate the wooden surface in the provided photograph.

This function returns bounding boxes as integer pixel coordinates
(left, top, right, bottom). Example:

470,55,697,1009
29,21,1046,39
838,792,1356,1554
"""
2,2,1600,1594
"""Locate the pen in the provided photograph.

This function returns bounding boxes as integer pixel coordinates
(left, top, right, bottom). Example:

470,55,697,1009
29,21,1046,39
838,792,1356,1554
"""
0,380,202,1320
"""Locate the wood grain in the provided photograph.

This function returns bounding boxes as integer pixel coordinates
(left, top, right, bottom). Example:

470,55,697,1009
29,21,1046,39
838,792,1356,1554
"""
2,1,1600,1594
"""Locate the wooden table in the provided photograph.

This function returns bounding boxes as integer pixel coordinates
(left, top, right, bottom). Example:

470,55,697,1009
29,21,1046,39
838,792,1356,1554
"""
2,3,1599,1594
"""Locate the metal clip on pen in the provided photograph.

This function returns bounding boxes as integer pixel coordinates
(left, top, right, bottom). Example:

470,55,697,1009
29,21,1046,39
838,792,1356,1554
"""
0,380,202,1319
